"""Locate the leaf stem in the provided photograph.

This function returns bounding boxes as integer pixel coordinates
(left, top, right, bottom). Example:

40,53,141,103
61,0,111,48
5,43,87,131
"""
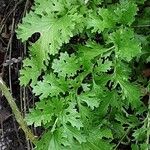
0,77,36,143
132,24,150,28
114,127,131,150
146,95,150,150
51,118,58,133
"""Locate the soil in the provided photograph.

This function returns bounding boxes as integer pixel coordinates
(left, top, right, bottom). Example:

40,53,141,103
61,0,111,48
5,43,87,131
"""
0,0,33,149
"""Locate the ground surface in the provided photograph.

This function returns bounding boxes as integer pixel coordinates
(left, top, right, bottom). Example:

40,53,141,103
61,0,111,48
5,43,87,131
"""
0,0,33,149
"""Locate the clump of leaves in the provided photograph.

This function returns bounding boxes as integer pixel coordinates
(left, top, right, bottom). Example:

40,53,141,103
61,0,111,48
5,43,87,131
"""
16,0,150,149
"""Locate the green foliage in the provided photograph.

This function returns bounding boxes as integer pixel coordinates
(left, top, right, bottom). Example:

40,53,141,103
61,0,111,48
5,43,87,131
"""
52,52,81,77
109,28,141,61
17,0,150,149
32,74,68,98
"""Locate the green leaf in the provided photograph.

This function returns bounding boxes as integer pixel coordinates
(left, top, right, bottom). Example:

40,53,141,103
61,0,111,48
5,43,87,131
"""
98,91,115,117
52,52,81,77
78,41,106,61
63,125,86,144
78,91,100,110
82,137,113,150
134,0,147,4
32,74,68,99
114,61,141,108
33,0,65,15
25,98,63,127
25,109,53,127
89,127,113,140
17,3,83,55
60,102,83,130
81,83,91,92
119,80,141,108
95,59,112,73
19,42,46,86
131,144,139,150
114,0,138,25
35,129,65,150
77,41,106,70
114,60,131,82
132,127,147,142
79,104,92,127
87,8,116,33
110,28,142,61
140,143,150,150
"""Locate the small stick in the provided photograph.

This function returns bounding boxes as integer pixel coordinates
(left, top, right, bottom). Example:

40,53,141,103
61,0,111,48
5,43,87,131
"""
0,77,36,143
146,95,150,150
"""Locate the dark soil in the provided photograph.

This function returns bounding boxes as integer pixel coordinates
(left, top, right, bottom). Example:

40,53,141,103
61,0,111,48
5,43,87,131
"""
0,0,33,149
